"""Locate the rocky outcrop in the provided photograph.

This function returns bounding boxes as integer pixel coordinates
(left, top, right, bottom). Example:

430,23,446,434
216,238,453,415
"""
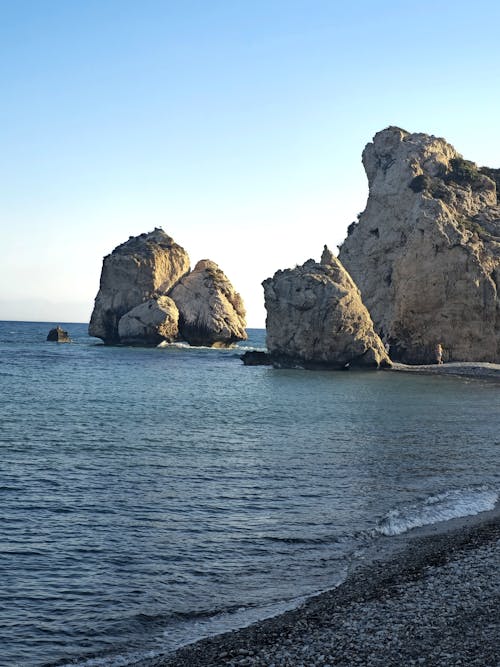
339,127,500,364
262,247,391,369
170,260,247,346
117,296,179,346
47,326,71,343
89,228,190,344
89,230,247,347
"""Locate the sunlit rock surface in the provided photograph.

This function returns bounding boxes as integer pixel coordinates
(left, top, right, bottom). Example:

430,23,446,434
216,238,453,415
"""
262,246,391,369
339,126,500,364
170,260,247,347
89,228,189,344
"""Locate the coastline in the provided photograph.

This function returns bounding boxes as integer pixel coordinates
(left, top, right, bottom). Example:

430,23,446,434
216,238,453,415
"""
389,361,500,382
141,505,500,667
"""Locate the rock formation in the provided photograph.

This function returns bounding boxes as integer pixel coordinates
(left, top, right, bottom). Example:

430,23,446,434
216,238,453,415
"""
117,296,179,346
170,260,247,346
89,229,247,347
47,326,71,343
339,127,500,364
262,246,391,369
89,228,189,344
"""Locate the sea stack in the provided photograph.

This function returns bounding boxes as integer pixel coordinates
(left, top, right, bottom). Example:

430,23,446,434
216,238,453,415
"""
262,246,391,369
89,228,189,344
170,260,247,347
339,127,500,364
89,229,247,347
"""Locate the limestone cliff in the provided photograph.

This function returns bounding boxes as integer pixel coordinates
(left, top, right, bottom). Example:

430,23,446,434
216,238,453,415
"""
262,247,391,369
89,228,190,343
339,127,500,364
170,260,247,346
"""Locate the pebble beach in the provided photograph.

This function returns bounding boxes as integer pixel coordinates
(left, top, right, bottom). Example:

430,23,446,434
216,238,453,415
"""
144,507,500,667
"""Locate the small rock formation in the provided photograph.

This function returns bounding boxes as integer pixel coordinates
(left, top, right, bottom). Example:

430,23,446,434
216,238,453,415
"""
170,260,248,346
117,296,179,346
89,228,190,344
47,326,71,343
240,351,272,366
89,229,247,347
339,127,500,364
262,247,391,369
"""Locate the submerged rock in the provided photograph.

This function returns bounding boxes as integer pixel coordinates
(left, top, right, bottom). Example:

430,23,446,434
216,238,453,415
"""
339,126,500,364
262,247,391,369
118,296,179,346
89,228,190,344
47,326,71,343
170,260,247,347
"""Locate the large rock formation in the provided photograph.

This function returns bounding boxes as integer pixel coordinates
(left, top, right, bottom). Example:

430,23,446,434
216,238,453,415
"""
339,127,500,364
262,247,391,369
170,260,247,346
89,228,189,344
117,296,179,346
89,230,247,347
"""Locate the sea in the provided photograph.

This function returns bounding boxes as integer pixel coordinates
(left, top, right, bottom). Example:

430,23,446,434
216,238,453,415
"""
1,320,500,667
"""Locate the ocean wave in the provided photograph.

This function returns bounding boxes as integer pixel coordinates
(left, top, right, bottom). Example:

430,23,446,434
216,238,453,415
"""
376,487,499,536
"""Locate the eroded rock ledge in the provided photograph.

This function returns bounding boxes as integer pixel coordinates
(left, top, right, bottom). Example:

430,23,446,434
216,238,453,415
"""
89,229,247,347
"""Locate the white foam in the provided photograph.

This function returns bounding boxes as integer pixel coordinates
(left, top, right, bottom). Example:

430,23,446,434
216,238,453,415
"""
376,487,499,537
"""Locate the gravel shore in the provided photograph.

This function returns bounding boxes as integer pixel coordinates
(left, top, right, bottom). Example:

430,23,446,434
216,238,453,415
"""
142,507,500,667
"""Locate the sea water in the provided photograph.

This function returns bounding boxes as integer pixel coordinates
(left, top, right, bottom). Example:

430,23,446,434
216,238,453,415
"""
1,321,499,667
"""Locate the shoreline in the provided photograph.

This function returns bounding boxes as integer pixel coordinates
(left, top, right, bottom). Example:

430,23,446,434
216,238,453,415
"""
389,361,500,382
141,506,500,666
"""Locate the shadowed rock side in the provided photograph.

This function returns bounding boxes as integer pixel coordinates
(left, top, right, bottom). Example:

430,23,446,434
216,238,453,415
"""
339,126,500,364
262,247,391,369
89,228,190,344
117,296,179,346
170,260,247,346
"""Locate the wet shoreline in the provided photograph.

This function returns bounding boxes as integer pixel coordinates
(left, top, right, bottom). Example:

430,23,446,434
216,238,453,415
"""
143,506,500,666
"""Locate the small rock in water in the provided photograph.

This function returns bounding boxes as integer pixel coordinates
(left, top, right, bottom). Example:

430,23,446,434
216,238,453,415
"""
46,326,71,343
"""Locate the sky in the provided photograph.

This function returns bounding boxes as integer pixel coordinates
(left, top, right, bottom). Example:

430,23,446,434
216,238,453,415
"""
1,0,500,327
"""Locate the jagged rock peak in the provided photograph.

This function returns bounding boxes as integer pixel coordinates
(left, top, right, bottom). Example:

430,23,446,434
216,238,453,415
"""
262,252,391,370
339,127,500,364
320,244,336,266
169,259,247,347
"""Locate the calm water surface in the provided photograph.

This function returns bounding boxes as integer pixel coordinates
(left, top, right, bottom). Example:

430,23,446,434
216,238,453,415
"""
1,321,499,666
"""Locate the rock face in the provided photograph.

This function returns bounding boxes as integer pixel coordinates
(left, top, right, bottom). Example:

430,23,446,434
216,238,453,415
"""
89,230,247,347
339,127,500,364
89,228,190,344
117,296,179,346
47,326,71,343
170,260,248,346
262,247,391,369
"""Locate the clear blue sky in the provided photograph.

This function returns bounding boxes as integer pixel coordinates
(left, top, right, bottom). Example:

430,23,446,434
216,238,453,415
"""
1,0,499,326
